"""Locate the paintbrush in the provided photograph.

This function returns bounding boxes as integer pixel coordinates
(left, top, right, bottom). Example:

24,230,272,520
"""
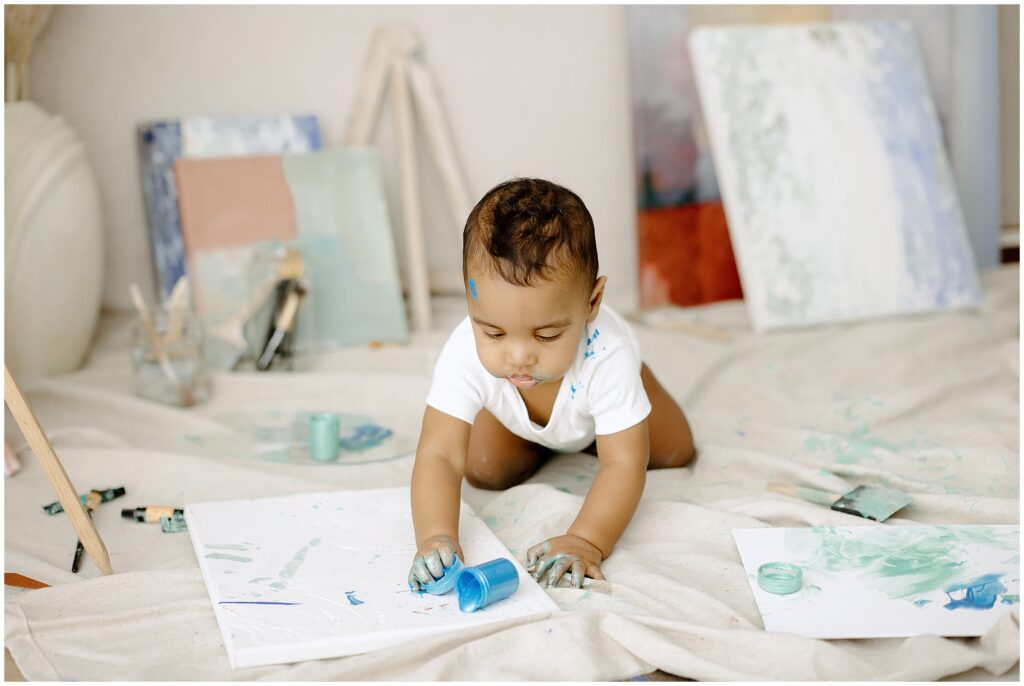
767,482,913,522
163,275,191,346
129,284,195,407
206,249,303,370
256,280,307,371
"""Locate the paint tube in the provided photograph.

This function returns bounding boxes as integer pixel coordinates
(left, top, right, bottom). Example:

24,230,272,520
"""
121,506,185,523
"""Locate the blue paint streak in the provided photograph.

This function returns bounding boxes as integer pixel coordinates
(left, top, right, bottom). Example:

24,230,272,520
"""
219,601,301,605
943,573,1007,611
345,591,365,605
570,383,577,399
468,278,478,300
912,599,931,607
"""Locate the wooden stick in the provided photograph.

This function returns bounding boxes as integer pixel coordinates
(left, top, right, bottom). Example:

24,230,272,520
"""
406,56,473,241
345,28,396,146
4,366,113,575
391,48,433,332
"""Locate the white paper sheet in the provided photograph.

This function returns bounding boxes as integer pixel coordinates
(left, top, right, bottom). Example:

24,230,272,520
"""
186,487,558,668
733,525,1020,639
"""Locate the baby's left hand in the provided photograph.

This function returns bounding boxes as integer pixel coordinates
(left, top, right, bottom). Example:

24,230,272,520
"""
526,534,605,589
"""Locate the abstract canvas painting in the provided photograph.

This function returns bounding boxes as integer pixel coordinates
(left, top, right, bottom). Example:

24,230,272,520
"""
174,148,408,362
733,525,1019,639
689,22,981,331
138,114,322,300
186,488,558,668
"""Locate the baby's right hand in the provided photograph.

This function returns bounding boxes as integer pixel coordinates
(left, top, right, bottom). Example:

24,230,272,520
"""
408,534,463,592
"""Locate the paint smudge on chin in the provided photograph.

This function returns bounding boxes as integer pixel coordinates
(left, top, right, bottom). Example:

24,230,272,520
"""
468,278,478,300
346,591,365,605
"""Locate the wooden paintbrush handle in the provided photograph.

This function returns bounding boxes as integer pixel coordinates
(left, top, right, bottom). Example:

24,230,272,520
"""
4,366,113,575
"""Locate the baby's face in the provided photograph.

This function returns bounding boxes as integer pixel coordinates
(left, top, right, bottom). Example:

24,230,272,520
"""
465,268,600,391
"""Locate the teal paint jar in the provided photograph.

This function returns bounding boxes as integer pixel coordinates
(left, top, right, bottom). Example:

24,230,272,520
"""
757,562,803,595
456,558,520,612
308,412,341,462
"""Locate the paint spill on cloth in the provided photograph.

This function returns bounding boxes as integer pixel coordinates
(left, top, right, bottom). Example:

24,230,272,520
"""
345,591,365,605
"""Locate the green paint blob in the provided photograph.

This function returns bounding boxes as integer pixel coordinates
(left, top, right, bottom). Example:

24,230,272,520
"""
482,515,499,528
205,553,252,563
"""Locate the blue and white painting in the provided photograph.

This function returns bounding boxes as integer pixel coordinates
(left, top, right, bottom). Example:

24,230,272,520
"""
689,22,982,331
186,488,557,668
733,525,1019,639
137,114,322,300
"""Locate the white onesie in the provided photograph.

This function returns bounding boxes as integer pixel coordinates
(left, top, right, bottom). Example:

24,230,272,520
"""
425,305,651,453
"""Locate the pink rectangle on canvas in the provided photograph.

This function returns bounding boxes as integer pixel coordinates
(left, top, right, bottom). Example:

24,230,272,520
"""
174,155,297,254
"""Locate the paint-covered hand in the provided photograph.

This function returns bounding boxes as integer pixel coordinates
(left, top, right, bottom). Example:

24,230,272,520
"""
526,534,605,589
408,535,463,592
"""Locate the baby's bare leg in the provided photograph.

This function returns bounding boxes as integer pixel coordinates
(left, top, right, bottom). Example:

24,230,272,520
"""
465,408,548,490
641,363,695,469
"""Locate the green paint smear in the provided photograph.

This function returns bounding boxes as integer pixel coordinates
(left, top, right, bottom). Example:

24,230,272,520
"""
482,515,498,528
1001,594,1019,605
206,553,252,563
554,486,571,494
206,543,249,551
270,538,321,590
785,526,1018,600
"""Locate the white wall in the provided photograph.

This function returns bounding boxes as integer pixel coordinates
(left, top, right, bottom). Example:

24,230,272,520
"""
28,5,639,313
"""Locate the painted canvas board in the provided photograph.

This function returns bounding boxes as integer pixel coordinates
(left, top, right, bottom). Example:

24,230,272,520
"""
628,7,955,312
137,114,322,300
281,148,408,350
186,488,558,668
689,22,981,331
733,525,1020,639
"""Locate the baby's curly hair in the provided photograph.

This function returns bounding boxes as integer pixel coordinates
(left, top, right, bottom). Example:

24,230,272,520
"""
462,178,598,291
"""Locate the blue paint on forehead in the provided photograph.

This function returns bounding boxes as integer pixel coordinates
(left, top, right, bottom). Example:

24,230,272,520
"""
468,278,478,300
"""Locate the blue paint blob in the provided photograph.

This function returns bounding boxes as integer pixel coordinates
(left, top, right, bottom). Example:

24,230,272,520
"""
943,573,1007,610
468,278,478,300
570,383,577,399
345,591,365,605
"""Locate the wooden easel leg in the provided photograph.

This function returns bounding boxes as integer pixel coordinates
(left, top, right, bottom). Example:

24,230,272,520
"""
4,366,113,575
391,53,433,332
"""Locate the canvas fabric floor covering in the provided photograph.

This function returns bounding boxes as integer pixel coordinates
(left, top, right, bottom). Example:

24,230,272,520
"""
4,266,1019,680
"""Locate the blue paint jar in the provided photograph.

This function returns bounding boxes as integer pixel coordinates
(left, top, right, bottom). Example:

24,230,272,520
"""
308,412,341,462
455,558,520,612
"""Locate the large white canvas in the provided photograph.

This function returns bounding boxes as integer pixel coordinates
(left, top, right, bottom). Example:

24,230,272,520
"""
186,488,558,668
733,525,1020,639
689,22,981,331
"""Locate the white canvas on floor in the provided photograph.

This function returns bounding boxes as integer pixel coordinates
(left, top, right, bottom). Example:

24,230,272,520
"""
689,22,981,331
733,525,1020,639
185,487,558,668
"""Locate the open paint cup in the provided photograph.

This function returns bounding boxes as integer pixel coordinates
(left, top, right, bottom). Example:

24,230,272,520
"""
757,562,803,595
308,413,341,461
455,558,520,612
421,556,464,595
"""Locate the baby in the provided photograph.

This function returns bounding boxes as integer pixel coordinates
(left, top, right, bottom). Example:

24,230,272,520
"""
408,178,695,591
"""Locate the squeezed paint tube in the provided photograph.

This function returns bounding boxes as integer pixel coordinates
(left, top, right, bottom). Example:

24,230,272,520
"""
160,512,188,533
122,506,184,523
43,486,126,515
456,558,520,612
757,562,803,595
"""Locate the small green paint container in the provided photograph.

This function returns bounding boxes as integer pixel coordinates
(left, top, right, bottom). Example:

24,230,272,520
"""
757,562,803,595
309,412,341,462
